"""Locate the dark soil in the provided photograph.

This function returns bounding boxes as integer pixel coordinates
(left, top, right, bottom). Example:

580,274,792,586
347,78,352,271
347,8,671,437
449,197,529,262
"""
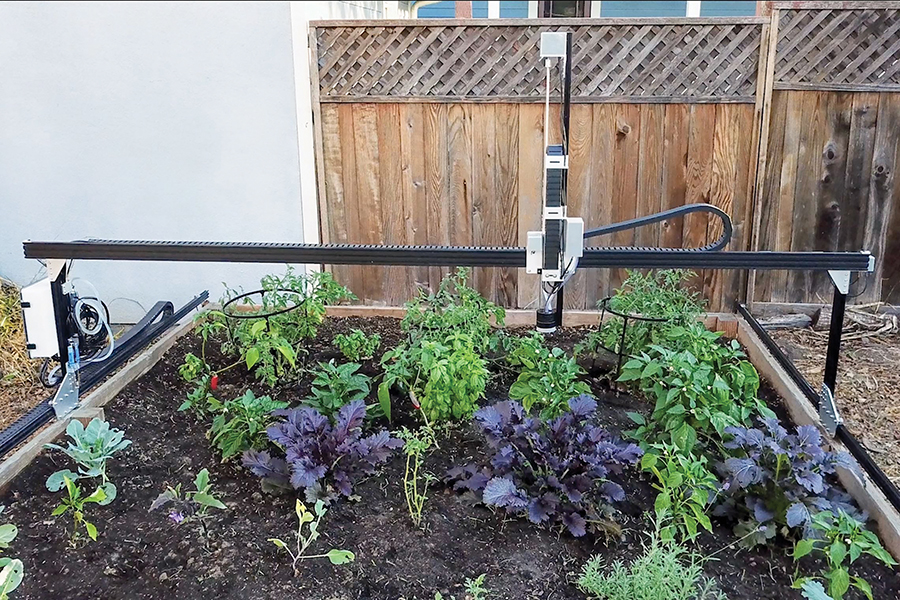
3,317,899,600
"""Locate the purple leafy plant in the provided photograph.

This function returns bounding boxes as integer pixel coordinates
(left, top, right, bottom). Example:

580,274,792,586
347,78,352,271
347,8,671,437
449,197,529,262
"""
242,400,403,502
447,396,642,537
714,417,864,547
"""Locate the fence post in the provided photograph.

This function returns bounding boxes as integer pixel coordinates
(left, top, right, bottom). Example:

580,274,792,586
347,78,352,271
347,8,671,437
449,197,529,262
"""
746,8,780,307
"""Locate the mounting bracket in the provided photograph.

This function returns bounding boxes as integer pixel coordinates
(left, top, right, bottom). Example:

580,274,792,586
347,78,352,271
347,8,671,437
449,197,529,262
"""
819,382,843,437
828,270,851,295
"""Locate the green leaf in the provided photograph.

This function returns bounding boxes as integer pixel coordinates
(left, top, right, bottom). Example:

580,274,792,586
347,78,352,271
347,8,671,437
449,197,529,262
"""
51,504,69,517
84,486,107,504
626,412,646,426
193,492,226,510
250,320,267,336
46,469,79,492
794,538,816,560
640,453,658,470
0,525,16,547
798,580,832,600
326,549,355,565
269,538,288,549
830,540,847,566
671,423,697,455
377,382,392,423
852,577,873,600
98,482,117,506
295,500,305,518
828,568,850,599
246,347,260,370
194,469,210,492
85,521,98,541
654,491,671,515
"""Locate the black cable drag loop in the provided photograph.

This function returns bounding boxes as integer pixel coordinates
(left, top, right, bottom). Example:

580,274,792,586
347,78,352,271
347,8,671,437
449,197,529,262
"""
582,203,733,253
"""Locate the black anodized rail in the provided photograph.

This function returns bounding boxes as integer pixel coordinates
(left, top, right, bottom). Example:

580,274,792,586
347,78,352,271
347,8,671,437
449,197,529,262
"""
23,240,873,272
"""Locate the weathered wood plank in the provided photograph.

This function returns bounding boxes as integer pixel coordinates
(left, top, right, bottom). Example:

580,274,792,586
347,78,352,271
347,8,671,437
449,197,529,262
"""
377,104,407,306
399,104,429,294
471,104,498,301
636,105,665,248
660,104,690,250
352,104,385,302
337,104,361,296
610,104,641,292
684,104,717,294
585,104,616,308
495,103,520,307
425,103,451,292
840,93,881,252
564,105,593,309
705,104,741,310
753,89,789,302
861,94,900,302
787,92,827,302
517,104,544,309
448,104,474,252
811,93,853,299
883,94,900,304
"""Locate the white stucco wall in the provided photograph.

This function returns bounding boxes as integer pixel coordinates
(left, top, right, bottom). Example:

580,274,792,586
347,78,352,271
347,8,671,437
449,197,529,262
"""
0,2,310,322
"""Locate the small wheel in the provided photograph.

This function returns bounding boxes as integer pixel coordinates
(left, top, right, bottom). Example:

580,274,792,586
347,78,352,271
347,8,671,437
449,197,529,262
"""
40,359,62,388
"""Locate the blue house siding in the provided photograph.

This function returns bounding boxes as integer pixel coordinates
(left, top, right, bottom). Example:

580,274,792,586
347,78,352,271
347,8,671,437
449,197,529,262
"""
600,1,687,17
416,1,528,18
700,1,758,16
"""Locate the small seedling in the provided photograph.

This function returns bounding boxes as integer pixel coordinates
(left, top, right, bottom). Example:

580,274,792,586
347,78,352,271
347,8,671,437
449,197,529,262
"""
793,510,897,600
269,499,355,576
333,329,381,361
50,476,106,544
397,426,437,528
464,574,490,600
150,469,227,535
44,418,130,506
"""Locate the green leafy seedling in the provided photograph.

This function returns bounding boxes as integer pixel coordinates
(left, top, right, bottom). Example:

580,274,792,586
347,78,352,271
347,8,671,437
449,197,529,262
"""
269,499,355,576
50,476,106,544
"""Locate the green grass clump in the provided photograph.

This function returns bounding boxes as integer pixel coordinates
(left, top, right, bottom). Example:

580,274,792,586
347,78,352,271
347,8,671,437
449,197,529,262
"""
577,523,726,600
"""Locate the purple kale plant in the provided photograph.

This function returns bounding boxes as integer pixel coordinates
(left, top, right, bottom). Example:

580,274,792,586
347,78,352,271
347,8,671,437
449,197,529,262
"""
242,400,403,502
714,417,864,547
447,396,642,537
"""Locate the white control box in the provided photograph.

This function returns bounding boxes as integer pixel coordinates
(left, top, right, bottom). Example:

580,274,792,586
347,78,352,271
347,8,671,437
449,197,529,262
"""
565,217,584,260
526,231,543,274
21,278,59,359
540,32,568,58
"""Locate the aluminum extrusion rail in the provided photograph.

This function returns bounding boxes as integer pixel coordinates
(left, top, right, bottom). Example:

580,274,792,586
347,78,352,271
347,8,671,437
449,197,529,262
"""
0,291,208,457
23,240,874,272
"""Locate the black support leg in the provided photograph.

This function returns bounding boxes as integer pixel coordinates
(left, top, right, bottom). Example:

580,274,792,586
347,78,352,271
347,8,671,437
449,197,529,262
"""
823,284,847,394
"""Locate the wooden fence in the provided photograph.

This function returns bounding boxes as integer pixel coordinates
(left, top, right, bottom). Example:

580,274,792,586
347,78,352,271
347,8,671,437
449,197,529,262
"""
310,5,900,310
752,4,900,305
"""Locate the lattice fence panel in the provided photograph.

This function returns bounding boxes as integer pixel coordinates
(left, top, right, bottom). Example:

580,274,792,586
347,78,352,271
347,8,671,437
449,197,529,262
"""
775,8,900,90
315,22,763,101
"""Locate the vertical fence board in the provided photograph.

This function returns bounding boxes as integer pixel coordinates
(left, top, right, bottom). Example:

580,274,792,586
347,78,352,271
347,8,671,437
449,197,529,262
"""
610,104,641,292
399,104,429,295
684,105,717,295
471,105,498,301
564,105,593,309
861,95,900,303
585,104,616,307
425,103,451,292
517,104,544,310
754,90,789,302
705,104,741,311
841,93,881,252
337,104,361,297
377,104,407,305
660,104,690,250
637,105,665,248
495,104,520,307
352,104,385,302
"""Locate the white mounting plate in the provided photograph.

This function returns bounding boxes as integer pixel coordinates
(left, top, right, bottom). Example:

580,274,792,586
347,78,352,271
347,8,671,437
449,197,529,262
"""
540,32,567,58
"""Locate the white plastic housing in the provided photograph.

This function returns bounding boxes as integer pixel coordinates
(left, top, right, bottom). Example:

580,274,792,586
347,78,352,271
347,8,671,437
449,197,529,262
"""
526,231,543,274
565,217,584,260
540,32,568,58
21,278,59,359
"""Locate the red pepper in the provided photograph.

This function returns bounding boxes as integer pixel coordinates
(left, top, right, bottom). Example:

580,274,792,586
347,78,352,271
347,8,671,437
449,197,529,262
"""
210,374,219,391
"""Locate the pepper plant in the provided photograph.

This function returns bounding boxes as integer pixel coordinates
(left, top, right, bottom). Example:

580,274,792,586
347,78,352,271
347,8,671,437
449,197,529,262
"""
50,476,107,544
304,360,371,417
506,333,591,419
333,329,381,361
793,510,897,600
209,390,287,461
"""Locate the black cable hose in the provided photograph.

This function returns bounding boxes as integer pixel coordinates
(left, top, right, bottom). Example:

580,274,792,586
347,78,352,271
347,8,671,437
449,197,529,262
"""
583,203,733,252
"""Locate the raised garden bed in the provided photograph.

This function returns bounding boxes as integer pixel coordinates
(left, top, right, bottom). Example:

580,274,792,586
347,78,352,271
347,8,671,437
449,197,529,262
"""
2,271,899,600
